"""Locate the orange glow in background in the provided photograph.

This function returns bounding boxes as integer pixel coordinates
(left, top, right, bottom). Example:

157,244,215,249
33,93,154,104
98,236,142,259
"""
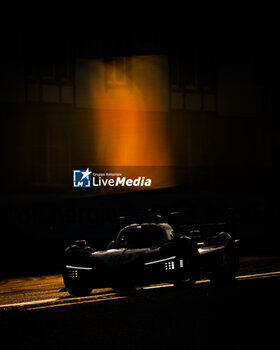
90,56,175,189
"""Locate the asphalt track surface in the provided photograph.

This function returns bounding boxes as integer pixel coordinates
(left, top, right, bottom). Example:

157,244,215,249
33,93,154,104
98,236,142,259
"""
0,255,279,310
0,255,279,309
1,255,280,350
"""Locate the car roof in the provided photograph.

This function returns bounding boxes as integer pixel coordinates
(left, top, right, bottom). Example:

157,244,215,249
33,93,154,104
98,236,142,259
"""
115,222,174,248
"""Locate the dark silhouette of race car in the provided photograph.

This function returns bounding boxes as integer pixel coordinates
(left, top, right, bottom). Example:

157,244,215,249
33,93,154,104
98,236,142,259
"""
62,212,239,296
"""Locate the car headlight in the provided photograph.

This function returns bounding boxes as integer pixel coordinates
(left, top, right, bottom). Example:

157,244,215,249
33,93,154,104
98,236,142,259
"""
164,260,175,270
144,256,176,267
66,265,93,278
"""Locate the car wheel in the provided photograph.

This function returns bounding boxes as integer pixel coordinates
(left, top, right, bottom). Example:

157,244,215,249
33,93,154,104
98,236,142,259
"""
174,240,200,288
63,269,92,296
211,243,239,284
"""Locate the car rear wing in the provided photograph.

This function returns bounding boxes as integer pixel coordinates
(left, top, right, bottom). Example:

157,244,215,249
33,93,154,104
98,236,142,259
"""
170,208,238,239
115,208,238,240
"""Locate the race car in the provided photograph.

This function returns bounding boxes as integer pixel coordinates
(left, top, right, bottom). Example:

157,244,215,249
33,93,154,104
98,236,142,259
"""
62,212,239,296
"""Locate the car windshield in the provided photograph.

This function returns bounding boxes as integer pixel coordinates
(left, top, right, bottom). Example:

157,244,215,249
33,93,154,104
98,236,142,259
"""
116,224,171,249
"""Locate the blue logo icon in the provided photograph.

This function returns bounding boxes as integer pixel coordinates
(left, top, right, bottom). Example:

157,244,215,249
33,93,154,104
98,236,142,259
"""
73,168,91,188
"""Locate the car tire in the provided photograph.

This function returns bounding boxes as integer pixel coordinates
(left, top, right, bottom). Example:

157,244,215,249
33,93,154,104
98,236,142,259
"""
211,241,239,284
63,269,92,296
174,238,200,287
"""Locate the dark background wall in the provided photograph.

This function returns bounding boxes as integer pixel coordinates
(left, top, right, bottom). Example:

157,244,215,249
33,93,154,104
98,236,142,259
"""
1,28,278,192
